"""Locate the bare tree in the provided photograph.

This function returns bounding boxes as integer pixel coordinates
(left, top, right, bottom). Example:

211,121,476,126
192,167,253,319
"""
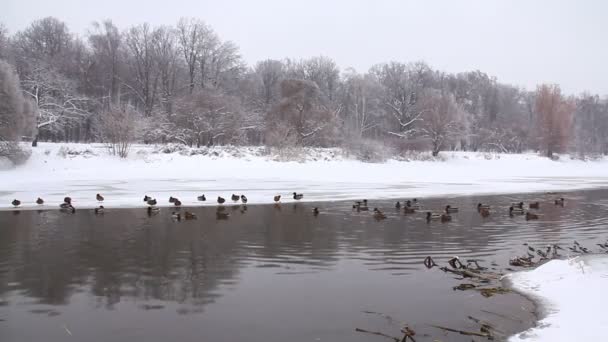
0,60,35,141
177,18,206,94
419,90,463,156
97,107,140,158
88,20,123,107
255,59,284,105
340,70,382,139
124,23,159,116
153,26,180,115
535,84,574,158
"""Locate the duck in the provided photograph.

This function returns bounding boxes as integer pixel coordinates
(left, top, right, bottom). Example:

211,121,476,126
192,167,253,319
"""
426,212,442,222
216,211,230,220
169,196,177,203
477,203,490,211
405,200,421,209
479,208,490,217
241,195,248,204
96,193,104,202
373,208,386,220
171,212,181,221
147,198,157,206
525,212,539,220
147,206,160,215
94,206,105,215
395,201,401,209
274,195,281,202
445,205,459,213
59,203,75,213
353,200,369,211
231,194,240,202
63,197,72,204
293,192,304,200
174,199,182,206
11,199,21,207
509,206,524,215
529,202,540,209
403,206,416,214
313,207,319,216
36,197,44,205
217,196,226,204
511,202,524,209
184,211,197,220
197,194,206,201
554,198,565,206
144,195,151,202
441,213,452,222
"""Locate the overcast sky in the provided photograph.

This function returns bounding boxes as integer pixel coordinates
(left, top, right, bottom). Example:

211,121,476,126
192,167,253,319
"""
3,0,607,95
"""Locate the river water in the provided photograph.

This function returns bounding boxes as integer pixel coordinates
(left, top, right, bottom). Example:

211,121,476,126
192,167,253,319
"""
2,189,608,341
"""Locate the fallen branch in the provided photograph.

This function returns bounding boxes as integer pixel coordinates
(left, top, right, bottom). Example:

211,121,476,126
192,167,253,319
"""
355,328,400,342
430,324,493,339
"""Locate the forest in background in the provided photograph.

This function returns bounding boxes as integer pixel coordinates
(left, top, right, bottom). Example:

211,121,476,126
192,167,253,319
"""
1,17,607,161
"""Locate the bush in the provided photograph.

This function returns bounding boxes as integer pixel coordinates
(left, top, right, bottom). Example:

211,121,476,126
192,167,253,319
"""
344,139,394,163
0,141,31,167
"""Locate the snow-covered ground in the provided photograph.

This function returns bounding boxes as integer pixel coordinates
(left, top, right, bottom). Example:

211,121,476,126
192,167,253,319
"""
1,142,607,210
507,255,608,341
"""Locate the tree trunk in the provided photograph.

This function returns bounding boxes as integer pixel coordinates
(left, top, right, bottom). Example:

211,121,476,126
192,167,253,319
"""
31,134,38,147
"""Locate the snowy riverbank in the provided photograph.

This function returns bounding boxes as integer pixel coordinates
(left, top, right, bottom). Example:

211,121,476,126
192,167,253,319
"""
1,142,608,210
507,255,608,341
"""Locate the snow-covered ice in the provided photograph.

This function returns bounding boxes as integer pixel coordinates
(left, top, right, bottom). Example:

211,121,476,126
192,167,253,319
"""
507,255,608,341
1,142,607,210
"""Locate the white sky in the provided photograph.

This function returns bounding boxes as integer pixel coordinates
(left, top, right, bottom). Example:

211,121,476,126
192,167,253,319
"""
2,0,607,95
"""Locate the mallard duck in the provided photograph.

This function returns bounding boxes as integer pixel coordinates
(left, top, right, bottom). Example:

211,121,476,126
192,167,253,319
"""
216,211,230,220
405,200,421,209
426,212,441,222
95,206,105,215
395,201,401,209
441,213,452,222
511,202,524,209
231,194,240,202
197,195,206,201
96,193,104,202
554,198,565,206
479,208,490,217
313,207,319,216
184,211,197,220
403,206,416,214
274,195,281,202
144,195,151,202
241,195,248,204
174,199,182,206
147,198,157,206
36,197,44,205
11,199,21,207
60,203,75,213
526,212,539,220
293,192,303,200
445,205,459,213
169,196,177,203
529,202,540,209
217,196,226,204
147,206,160,215
171,212,181,221
63,197,72,204
373,208,386,220
477,203,490,211
509,206,524,215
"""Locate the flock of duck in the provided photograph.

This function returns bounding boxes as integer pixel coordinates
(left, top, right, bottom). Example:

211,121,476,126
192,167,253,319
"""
9,192,307,221
9,193,565,223
356,197,566,222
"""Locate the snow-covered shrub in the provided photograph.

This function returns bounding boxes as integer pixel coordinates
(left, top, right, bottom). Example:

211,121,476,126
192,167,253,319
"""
56,146,97,158
344,139,393,163
0,141,31,166
154,143,189,154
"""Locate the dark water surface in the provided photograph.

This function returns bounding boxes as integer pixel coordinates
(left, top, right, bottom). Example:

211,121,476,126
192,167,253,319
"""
2,190,608,341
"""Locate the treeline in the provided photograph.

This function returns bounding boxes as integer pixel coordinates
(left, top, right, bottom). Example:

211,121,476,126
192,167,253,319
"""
0,17,607,159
